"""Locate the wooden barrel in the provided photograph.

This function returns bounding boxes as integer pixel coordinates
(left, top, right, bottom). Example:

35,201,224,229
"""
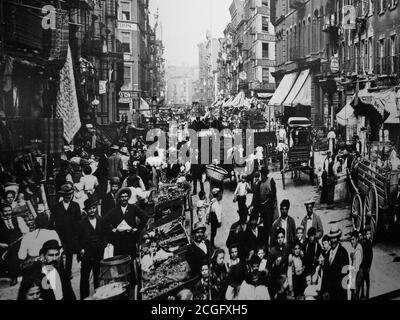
99,255,132,287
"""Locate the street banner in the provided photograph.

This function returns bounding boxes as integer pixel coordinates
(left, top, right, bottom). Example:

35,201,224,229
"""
99,80,107,94
56,45,81,143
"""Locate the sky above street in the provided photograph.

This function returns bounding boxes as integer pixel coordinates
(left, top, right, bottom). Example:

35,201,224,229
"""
149,0,232,67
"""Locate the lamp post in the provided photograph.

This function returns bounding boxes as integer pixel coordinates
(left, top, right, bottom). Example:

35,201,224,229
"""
91,97,100,125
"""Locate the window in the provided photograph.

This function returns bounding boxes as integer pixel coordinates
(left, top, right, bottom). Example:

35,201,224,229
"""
262,0,269,7
262,42,269,58
379,39,385,73
120,31,131,53
120,1,131,21
391,35,396,73
262,68,269,83
368,37,373,73
123,66,132,88
262,16,269,33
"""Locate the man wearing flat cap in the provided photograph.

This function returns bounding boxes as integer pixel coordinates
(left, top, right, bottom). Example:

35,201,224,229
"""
101,177,121,217
26,240,76,300
320,226,349,300
49,184,82,279
271,199,296,249
103,187,148,260
186,222,211,277
301,199,324,241
78,197,107,300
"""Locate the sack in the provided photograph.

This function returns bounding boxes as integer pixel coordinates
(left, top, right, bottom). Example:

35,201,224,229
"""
103,243,114,260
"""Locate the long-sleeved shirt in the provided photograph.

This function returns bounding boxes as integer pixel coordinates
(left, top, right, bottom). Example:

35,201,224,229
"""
234,181,251,197
210,198,222,224
351,243,363,272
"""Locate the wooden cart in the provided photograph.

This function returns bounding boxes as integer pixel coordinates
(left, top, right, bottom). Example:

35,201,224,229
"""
349,158,400,240
281,117,314,190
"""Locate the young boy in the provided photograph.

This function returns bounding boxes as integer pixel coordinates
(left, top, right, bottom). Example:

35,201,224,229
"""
256,245,268,271
233,174,251,218
288,241,306,299
360,227,373,299
296,226,306,249
196,191,209,224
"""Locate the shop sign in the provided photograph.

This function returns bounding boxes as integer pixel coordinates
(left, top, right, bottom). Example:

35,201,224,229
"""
117,22,138,31
99,81,107,94
119,91,139,98
330,56,340,74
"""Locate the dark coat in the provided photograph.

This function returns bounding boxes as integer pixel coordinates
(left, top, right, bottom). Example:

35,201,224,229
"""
300,213,324,240
270,216,296,249
303,240,322,274
186,239,211,277
101,192,118,217
321,244,349,300
103,204,148,256
49,201,82,252
27,261,76,300
242,226,268,259
107,154,122,179
78,215,107,259
225,221,248,260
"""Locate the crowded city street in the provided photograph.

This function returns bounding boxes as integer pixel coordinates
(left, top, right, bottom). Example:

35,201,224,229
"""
1,0,400,304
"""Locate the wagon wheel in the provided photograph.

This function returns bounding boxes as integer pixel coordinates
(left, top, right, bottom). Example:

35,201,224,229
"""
364,184,379,239
348,169,358,194
351,194,363,232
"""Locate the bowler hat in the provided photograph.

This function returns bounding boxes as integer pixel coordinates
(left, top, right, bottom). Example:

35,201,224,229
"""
84,197,98,210
40,240,62,255
192,222,207,233
58,184,74,195
327,226,342,239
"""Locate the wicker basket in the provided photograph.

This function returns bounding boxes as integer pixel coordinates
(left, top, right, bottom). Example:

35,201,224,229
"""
206,165,228,183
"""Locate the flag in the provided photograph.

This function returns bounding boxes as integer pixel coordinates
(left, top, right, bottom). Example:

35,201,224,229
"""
56,46,81,144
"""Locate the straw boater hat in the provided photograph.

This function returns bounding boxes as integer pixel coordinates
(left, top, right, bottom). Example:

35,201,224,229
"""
116,187,132,199
58,184,74,195
211,188,221,196
111,145,120,151
192,222,207,233
304,199,316,207
327,225,342,239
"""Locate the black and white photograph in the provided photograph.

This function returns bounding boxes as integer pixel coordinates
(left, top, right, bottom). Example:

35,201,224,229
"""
0,0,400,306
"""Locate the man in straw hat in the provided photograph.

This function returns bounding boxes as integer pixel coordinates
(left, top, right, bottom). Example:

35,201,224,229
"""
49,183,82,279
78,197,107,300
186,221,210,278
320,225,349,300
301,199,324,241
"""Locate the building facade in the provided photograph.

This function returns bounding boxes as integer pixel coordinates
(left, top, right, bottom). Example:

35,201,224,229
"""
166,66,198,105
116,0,151,119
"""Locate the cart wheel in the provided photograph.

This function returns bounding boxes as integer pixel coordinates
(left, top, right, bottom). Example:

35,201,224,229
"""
364,184,379,239
282,170,286,190
348,169,358,194
351,194,363,232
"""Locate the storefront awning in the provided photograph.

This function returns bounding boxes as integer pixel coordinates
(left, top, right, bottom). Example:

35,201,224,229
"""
336,103,357,126
283,69,310,107
351,89,392,123
292,70,312,106
268,72,298,107
257,93,274,100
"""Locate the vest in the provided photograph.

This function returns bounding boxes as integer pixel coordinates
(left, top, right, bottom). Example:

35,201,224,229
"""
0,217,22,244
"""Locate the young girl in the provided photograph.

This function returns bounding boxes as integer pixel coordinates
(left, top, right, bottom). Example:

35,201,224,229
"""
211,249,228,300
288,241,306,299
196,191,209,224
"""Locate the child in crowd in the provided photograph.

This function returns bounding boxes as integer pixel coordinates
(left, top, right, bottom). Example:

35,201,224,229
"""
256,246,268,271
274,275,290,300
211,249,228,300
196,191,209,224
141,238,174,273
193,261,211,300
233,174,251,218
296,226,306,248
288,241,306,299
321,234,331,257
